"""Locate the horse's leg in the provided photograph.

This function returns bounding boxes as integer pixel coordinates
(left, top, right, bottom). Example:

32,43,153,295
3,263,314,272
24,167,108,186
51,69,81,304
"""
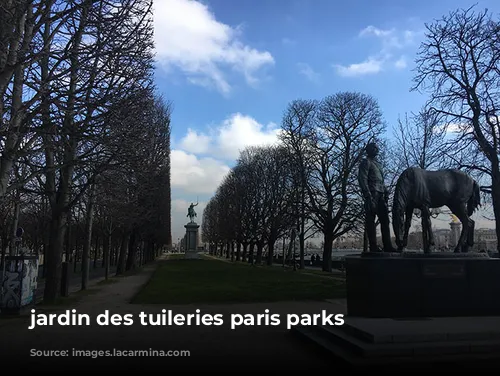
402,206,413,249
467,218,475,248
450,204,469,253
426,208,436,252
421,214,429,253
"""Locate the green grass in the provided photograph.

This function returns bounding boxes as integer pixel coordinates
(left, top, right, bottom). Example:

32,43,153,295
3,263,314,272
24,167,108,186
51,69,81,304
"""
131,259,345,304
165,253,186,260
298,268,345,278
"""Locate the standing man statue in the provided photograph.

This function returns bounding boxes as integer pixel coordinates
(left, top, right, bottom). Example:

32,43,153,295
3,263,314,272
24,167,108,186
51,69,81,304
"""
187,201,199,223
358,141,397,253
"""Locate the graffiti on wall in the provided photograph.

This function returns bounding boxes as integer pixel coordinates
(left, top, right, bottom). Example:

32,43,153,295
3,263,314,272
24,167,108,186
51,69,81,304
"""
1,257,38,310
21,258,38,306
1,260,23,310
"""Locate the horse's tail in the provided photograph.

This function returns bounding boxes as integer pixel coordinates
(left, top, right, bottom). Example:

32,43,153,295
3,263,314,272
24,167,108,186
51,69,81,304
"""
467,180,481,216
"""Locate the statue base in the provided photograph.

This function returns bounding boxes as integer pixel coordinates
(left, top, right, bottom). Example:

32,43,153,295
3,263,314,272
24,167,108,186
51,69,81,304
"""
361,250,490,258
345,254,500,318
293,315,500,370
184,222,200,259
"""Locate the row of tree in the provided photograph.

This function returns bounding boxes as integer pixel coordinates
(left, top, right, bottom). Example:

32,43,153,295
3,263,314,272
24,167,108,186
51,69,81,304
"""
0,0,171,303
202,6,500,271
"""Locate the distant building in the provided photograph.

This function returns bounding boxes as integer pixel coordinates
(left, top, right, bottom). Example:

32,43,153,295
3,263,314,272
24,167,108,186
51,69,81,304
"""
434,228,451,250
475,228,497,251
333,235,363,249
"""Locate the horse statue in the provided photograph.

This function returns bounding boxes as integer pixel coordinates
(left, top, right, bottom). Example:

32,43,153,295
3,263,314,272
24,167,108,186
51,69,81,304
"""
392,167,481,253
187,201,198,223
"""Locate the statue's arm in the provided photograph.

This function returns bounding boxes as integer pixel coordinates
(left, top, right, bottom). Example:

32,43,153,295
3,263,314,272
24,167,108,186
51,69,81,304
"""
358,160,372,201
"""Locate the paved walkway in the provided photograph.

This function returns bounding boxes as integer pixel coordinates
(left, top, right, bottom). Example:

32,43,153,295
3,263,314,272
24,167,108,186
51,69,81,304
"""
0,255,346,371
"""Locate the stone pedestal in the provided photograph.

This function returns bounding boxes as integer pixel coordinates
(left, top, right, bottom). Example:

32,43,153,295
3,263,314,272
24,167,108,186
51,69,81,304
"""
293,252,500,369
293,316,500,369
184,222,200,259
345,252,500,318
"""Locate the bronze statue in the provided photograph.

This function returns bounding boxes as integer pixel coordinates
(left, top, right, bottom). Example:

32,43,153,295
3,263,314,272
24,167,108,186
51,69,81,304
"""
358,141,397,253
187,201,199,223
392,167,481,253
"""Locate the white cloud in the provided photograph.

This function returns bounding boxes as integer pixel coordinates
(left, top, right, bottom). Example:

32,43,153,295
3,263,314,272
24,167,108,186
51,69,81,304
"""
171,150,231,194
444,122,472,133
176,113,281,160
334,58,384,77
179,128,212,154
359,26,422,51
282,37,296,46
153,0,275,94
359,25,393,38
334,25,424,77
297,62,320,83
216,113,281,159
394,56,407,69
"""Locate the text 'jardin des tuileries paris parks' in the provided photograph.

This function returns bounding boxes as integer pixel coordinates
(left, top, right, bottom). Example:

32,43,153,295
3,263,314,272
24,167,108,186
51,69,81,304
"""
29,309,345,330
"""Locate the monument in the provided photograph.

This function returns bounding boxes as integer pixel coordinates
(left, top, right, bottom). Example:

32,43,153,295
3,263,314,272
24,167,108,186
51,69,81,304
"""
184,201,200,259
293,143,500,369
357,141,397,253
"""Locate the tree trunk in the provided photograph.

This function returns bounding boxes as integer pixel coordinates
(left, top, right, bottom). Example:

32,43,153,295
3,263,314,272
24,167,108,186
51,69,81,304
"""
93,234,99,268
322,231,333,272
81,187,95,290
363,228,368,253
299,229,305,269
241,243,248,262
256,242,263,264
125,231,136,271
491,169,500,252
103,233,110,280
116,233,129,276
9,194,20,256
73,235,78,273
43,210,67,303
266,239,275,266
236,242,241,261
248,242,255,264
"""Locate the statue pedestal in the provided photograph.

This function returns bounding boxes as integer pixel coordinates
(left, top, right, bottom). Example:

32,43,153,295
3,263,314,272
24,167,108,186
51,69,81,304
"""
293,252,500,369
184,222,200,259
345,252,500,318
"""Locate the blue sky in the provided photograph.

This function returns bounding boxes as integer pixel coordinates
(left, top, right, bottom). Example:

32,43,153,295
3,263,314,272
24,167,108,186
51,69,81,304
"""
152,0,499,242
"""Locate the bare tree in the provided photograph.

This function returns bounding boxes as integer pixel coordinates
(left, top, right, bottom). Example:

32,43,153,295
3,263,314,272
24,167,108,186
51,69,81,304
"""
412,5,500,250
393,108,447,171
308,92,385,271
280,99,318,268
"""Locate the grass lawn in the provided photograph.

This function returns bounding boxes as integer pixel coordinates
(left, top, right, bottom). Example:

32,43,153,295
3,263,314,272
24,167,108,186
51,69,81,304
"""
165,253,186,260
131,259,345,304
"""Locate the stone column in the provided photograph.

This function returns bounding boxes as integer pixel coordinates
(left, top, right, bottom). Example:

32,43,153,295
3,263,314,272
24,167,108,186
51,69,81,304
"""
184,222,200,259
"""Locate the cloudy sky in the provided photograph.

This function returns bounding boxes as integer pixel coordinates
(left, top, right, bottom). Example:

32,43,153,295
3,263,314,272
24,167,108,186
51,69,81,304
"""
153,0,499,243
